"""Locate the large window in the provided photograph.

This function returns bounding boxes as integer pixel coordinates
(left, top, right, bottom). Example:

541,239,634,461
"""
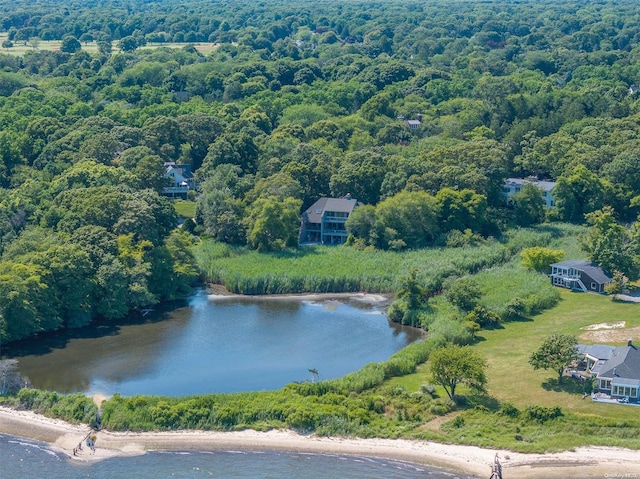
612,385,638,397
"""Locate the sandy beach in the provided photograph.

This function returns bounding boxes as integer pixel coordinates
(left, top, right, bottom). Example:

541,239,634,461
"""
207,290,392,304
2,406,640,478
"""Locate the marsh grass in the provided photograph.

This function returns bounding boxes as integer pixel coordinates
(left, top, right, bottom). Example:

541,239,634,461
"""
475,260,561,318
193,226,577,295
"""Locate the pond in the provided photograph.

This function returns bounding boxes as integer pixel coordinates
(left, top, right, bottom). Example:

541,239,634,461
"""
5,291,422,396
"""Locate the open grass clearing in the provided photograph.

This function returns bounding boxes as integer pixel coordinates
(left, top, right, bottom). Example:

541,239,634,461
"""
173,200,196,219
0,33,218,55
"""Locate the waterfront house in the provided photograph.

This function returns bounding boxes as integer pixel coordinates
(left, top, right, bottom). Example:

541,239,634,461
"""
299,194,359,246
578,340,640,403
549,259,612,293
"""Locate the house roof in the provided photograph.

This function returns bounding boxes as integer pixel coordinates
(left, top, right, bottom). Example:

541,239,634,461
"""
165,164,194,181
550,259,612,284
577,344,617,361
597,344,640,381
505,177,556,192
406,119,421,126
303,196,359,224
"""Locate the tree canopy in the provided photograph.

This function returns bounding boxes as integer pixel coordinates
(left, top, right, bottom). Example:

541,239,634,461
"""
2,0,640,341
529,334,578,385
429,344,488,400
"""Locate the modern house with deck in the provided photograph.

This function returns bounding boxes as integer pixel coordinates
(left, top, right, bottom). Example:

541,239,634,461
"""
549,259,612,293
299,195,359,246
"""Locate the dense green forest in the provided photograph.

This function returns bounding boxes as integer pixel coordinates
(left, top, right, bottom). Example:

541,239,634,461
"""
3,0,640,344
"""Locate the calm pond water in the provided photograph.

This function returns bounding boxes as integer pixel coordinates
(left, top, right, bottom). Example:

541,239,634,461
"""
0,433,473,479
5,291,422,396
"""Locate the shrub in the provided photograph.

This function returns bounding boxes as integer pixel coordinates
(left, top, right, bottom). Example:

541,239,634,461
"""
450,415,465,428
387,301,405,323
498,402,520,418
525,405,563,423
286,407,318,431
420,383,436,396
429,399,454,415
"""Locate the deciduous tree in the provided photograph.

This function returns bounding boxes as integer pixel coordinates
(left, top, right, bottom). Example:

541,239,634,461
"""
529,334,578,385
520,247,564,273
60,36,81,53
512,183,545,226
430,345,488,399
245,196,302,252
581,207,639,280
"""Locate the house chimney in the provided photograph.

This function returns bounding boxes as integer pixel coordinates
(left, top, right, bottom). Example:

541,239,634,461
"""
613,367,617,377
628,338,633,347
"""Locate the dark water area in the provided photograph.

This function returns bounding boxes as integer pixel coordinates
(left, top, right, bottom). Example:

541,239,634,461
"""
4,291,422,396
0,433,474,479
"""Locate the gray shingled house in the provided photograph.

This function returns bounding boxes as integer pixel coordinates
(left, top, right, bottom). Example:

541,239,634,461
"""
299,195,359,246
549,259,612,293
163,163,195,198
579,340,640,402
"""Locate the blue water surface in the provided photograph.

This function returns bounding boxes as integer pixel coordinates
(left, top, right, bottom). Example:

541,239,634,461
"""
0,433,473,479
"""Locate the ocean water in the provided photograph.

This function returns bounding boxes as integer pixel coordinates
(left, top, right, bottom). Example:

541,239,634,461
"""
0,433,473,479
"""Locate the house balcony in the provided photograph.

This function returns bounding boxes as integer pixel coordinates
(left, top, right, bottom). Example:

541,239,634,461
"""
323,217,348,224
163,186,190,197
552,276,580,284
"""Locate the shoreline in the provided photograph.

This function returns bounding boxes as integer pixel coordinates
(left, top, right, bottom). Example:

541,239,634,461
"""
3,406,640,478
207,287,392,305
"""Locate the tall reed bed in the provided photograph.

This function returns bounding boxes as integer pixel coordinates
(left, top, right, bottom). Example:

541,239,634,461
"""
193,226,569,295
474,261,561,319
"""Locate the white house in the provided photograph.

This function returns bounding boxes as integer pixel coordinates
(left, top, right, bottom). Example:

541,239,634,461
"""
503,177,557,208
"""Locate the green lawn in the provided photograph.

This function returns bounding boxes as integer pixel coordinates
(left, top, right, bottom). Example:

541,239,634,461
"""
474,289,640,419
173,200,196,219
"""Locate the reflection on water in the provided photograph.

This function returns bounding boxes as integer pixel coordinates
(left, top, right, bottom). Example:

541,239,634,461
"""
5,292,422,396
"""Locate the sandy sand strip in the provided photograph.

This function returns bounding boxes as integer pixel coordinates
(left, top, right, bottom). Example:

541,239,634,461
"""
2,406,640,477
208,292,391,304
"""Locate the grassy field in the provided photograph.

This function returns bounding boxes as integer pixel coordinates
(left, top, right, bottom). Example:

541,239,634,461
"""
379,288,640,452
0,33,219,56
395,289,640,423
173,200,196,219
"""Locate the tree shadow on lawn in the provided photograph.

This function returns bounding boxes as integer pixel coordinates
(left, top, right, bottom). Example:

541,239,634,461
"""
466,394,501,411
501,314,534,324
541,377,590,395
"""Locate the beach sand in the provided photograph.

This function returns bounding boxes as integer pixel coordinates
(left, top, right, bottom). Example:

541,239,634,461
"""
207,291,391,304
2,406,640,478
